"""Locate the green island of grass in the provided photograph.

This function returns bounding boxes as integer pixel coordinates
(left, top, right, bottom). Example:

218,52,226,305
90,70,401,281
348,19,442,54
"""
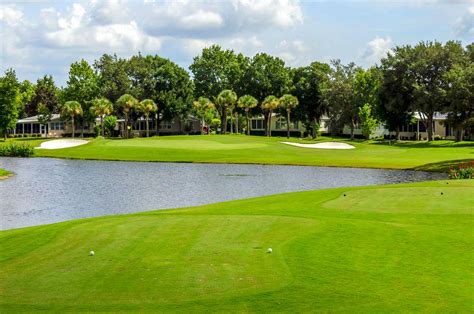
1,179,472,312
32,135,474,172
0,168,13,179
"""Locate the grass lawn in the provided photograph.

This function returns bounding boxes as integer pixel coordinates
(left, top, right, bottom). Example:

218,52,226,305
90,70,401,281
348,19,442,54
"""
1,179,472,312
27,135,474,171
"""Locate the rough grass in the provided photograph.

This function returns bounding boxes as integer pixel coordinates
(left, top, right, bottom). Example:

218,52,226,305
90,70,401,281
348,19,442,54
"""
1,180,473,312
31,135,474,172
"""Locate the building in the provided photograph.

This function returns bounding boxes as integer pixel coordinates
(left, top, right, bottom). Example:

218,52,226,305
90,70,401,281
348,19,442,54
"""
12,114,200,138
13,114,81,137
249,114,306,137
250,112,463,140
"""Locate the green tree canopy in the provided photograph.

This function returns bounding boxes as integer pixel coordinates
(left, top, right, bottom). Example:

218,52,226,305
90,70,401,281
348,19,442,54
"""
322,60,361,138
410,41,465,141
116,94,138,138
216,89,237,134
279,94,299,139
90,98,113,137
60,100,83,138
94,54,131,103
358,103,378,140
0,69,20,139
190,45,247,100
378,46,415,140
291,61,331,138
238,95,258,135
138,99,158,137
261,95,280,137
25,75,59,116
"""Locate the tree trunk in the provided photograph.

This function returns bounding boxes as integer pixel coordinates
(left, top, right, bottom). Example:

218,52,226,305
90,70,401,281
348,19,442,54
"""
427,115,434,142
268,111,273,137
246,111,250,136
221,109,227,134
235,112,239,134
81,118,84,138
350,118,355,140
146,114,150,138
156,113,160,137
72,117,75,138
287,110,291,139
101,116,104,137
455,128,463,142
312,117,317,138
230,109,233,134
395,125,400,141
124,113,128,138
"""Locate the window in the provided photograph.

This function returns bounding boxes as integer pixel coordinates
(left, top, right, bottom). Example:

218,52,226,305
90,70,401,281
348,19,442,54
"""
160,121,172,129
251,119,263,130
50,122,64,130
275,118,286,130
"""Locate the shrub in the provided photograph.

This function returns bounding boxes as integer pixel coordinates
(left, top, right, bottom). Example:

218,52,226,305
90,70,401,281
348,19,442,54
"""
449,161,474,179
0,142,34,157
104,115,117,137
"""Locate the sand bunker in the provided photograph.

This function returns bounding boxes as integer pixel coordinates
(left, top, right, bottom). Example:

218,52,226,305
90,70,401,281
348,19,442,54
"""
36,139,89,150
282,141,355,150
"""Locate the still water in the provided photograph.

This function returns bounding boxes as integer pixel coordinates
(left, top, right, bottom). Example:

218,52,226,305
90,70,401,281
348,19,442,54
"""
0,158,445,230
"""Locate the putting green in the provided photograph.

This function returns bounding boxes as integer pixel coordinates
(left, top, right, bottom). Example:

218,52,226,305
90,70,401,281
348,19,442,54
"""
105,138,269,150
1,179,472,312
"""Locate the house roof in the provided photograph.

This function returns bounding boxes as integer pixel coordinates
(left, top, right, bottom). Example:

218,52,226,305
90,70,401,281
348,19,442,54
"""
17,114,62,123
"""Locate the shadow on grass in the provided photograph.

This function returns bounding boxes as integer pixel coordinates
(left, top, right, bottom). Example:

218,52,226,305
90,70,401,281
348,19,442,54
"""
413,159,474,172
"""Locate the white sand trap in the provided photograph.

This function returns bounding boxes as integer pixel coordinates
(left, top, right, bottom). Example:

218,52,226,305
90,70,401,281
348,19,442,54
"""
282,141,355,150
36,139,89,150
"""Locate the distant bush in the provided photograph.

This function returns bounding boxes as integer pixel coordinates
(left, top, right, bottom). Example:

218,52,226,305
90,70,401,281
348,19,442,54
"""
449,161,473,179
0,142,34,157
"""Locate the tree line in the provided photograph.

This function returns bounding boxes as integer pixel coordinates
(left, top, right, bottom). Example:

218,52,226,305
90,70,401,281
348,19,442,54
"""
1,40,472,141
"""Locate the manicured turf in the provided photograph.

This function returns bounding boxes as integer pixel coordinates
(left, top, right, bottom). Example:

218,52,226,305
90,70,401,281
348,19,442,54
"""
31,135,474,171
1,180,472,312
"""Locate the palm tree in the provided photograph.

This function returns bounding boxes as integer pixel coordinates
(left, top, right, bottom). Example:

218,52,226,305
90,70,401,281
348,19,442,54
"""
261,95,280,137
138,99,158,137
237,95,258,135
116,94,138,138
61,101,83,138
216,90,237,134
193,97,215,134
279,94,299,139
90,98,113,137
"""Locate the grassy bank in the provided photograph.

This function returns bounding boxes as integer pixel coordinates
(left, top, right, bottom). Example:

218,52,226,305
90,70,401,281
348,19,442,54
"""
0,168,13,179
30,135,474,171
1,180,472,312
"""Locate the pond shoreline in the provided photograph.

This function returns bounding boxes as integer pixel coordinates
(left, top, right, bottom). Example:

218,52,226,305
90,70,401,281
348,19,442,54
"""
0,157,445,230
28,154,451,173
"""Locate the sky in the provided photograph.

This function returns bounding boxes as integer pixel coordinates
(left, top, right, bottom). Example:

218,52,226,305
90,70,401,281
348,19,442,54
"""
1,0,473,87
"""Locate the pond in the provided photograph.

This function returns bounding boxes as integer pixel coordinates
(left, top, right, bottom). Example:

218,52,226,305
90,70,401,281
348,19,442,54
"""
0,158,445,230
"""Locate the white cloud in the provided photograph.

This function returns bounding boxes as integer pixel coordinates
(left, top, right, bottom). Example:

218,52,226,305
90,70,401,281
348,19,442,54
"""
455,5,474,38
232,0,303,27
362,36,393,63
180,10,224,29
0,5,24,27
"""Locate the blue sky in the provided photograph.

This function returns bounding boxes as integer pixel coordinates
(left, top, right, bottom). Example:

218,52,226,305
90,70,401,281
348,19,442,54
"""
1,0,473,86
